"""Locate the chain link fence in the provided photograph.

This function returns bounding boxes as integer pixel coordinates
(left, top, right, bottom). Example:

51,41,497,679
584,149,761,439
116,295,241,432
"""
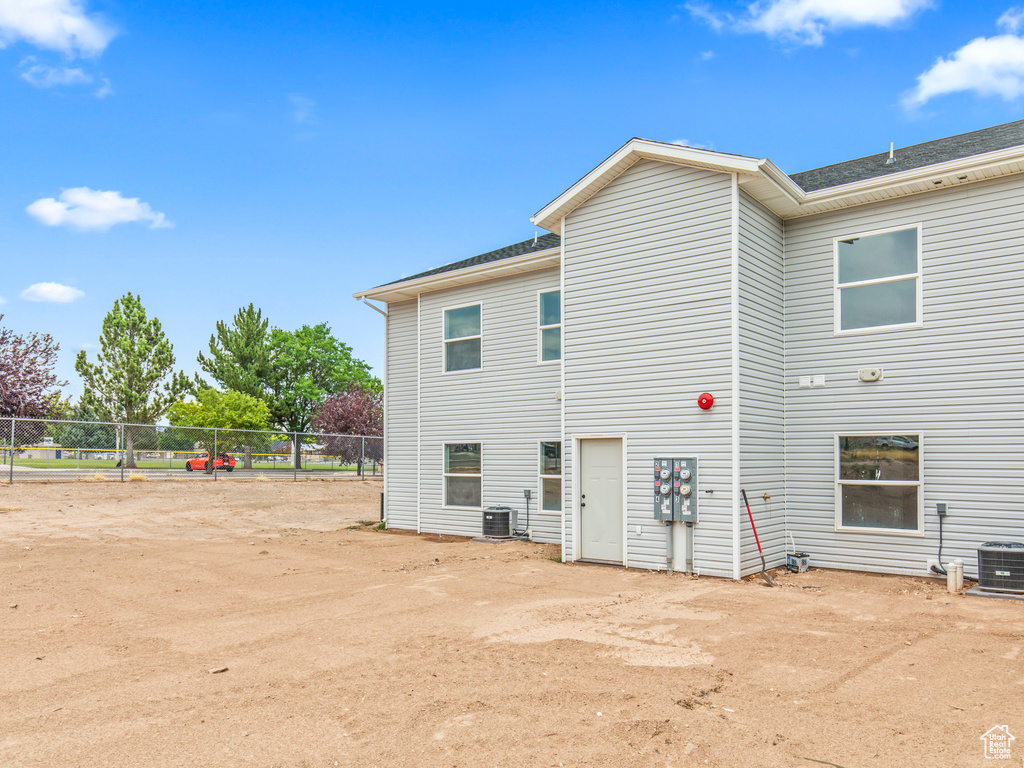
0,416,382,483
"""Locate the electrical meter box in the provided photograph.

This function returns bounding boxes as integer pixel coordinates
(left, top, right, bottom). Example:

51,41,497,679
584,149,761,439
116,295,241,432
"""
653,457,698,522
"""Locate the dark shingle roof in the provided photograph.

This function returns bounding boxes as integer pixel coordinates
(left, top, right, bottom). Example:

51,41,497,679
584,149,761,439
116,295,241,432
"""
790,119,1024,192
384,233,561,286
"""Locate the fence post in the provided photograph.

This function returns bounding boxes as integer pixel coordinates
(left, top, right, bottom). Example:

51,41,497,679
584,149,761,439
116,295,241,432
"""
293,432,298,482
360,436,365,478
9,416,15,485
213,427,218,481
120,423,125,483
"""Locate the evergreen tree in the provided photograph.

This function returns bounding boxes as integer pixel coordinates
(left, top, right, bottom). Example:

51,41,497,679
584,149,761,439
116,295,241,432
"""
75,293,192,468
196,303,273,399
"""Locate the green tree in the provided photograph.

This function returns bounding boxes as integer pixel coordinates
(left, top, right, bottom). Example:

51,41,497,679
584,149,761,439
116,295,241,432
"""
196,303,273,399
168,388,271,471
75,293,192,468
265,324,377,469
266,323,376,433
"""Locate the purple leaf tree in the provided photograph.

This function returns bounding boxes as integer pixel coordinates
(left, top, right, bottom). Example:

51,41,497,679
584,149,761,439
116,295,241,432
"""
0,314,67,418
310,383,383,471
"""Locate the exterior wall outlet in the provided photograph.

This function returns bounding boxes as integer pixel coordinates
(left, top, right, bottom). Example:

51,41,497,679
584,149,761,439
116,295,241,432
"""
812,375,826,387
799,376,811,388
859,367,884,382
936,502,947,515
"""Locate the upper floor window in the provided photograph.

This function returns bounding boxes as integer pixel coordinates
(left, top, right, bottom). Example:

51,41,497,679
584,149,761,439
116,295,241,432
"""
444,304,481,372
538,290,561,362
835,226,921,334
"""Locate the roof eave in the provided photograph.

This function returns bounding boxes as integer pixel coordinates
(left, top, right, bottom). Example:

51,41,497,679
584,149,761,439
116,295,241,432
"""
787,143,1024,217
531,138,768,232
353,246,561,303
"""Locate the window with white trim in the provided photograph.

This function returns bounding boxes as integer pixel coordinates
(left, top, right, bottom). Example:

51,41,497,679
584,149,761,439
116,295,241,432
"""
835,226,920,333
444,443,481,508
538,290,561,362
444,304,481,371
539,440,561,512
836,434,921,532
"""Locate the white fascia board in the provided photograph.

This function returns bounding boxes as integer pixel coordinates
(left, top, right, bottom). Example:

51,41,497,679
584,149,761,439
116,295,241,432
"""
353,246,561,303
531,138,767,232
793,144,1024,214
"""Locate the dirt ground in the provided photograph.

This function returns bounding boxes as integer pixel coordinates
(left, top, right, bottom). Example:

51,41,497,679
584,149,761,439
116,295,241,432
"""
1,480,1022,768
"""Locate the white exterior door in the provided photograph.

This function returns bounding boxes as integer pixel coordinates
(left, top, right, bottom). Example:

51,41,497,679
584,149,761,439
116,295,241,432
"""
579,438,623,563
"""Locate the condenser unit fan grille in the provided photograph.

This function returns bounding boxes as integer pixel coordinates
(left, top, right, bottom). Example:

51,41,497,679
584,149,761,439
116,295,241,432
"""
977,542,1024,594
482,506,512,538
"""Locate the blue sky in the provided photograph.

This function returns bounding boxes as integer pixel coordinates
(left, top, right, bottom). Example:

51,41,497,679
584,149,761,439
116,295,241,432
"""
2,0,1023,400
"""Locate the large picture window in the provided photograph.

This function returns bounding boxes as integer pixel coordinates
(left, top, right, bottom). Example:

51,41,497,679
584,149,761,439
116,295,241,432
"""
444,304,481,372
835,226,921,333
539,440,562,512
836,434,922,533
538,290,561,363
444,443,481,508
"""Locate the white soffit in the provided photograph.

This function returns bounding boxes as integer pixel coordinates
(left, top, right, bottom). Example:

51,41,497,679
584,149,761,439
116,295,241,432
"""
353,247,560,303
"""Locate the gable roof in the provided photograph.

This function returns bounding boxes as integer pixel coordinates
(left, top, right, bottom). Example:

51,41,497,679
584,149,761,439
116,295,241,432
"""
354,234,561,303
791,119,1024,192
356,120,1024,302
382,233,561,286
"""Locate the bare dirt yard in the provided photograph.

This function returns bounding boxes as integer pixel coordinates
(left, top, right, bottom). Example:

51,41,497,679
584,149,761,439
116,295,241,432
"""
1,480,1022,768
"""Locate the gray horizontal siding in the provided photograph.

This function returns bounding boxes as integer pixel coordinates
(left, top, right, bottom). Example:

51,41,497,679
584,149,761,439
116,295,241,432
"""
738,191,787,575
384,300,418,531
563,160,736,576
784,173,1024,579
417,267,562,543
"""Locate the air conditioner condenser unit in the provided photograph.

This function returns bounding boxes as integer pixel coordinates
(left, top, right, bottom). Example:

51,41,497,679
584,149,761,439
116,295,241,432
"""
977,542,1024,594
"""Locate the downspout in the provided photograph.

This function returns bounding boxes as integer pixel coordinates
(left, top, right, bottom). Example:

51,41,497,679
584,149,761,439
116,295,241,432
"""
730,173,742,580
356,297,388,522
417,293,422,534
559,216,568,562
361,298,388,317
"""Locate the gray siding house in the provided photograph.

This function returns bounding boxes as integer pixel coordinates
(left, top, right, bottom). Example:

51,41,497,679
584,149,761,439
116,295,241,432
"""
356,121,1024,581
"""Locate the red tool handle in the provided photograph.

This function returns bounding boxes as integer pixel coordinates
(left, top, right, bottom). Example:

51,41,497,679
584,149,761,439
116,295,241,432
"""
741,489,763,556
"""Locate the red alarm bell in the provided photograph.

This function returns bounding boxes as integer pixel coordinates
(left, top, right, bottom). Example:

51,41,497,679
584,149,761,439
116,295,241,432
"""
697,392,714,410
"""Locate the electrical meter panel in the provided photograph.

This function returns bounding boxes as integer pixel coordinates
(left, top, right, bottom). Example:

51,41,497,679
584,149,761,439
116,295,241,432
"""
653,457,698,523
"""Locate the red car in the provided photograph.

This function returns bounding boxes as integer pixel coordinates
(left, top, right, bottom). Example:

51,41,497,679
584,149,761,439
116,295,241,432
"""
185,452,235,472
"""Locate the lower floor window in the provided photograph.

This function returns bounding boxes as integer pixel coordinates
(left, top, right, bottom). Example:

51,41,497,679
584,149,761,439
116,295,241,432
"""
540,440,562,512
837,434,921,531
445,443,481,507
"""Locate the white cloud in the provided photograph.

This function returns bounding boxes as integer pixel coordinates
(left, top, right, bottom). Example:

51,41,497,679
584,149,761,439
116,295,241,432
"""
686,2,727,31
699,49,715,60
26,187,173,232
94,76,111,98
0,295,6,305
999,7,1024,34
289,94,316,124
672,138,712,149
686,0,933,46
20,282,84,303
904,11,1024,107
19,58,91,87
0,0,115,57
